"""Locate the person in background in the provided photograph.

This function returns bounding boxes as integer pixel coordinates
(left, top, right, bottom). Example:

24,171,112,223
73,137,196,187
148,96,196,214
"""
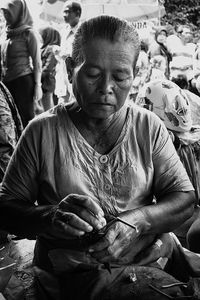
39,25,61,111
191,40,200,96
148,26,172,80
168,25,196,86
129,40,149,101
149,54,167,81
0,80,23,245
0,0,42,127
0,81,23,182
136,79,200,207
0,15,196,300
171,73,189,89
55,0,82,104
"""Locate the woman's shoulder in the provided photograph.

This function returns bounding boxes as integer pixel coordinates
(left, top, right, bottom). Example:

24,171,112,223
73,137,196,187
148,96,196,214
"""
127,103,168,146
128,102,164,128
128,101,155,116
28,102,75,129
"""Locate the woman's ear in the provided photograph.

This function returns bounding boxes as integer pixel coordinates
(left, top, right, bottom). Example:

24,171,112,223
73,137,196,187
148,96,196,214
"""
65,57,75,84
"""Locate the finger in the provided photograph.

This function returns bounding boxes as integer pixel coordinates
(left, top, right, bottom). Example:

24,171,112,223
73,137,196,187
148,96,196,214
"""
60,194,105,218
54,211,93,233
62,202,106,230
89,225,118,252
54,219,85,237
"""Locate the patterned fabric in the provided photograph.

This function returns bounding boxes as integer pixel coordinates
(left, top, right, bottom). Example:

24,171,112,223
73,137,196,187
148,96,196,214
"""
0,81,23,181
136,79,193,133
136,79,200,204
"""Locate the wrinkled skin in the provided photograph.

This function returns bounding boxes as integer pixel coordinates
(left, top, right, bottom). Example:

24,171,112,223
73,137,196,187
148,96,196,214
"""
51,194,107,238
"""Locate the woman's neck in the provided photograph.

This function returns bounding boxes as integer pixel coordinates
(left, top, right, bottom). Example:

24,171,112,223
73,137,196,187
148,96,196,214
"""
69,104,128,154
81,108,126,131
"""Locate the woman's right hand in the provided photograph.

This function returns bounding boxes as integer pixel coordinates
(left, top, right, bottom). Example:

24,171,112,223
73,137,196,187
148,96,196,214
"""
51,194,106,238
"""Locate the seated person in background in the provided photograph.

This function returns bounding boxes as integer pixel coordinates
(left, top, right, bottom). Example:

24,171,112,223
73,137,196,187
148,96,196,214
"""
0,15,197,300
171,74,200,126
136,79,200,207
0,81,23,182
0,81,23,244
168,25,196,85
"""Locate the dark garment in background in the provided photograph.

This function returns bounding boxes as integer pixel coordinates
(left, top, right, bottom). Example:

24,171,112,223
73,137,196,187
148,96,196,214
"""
41,45,58,93
4,73,35,127
187,217,200,253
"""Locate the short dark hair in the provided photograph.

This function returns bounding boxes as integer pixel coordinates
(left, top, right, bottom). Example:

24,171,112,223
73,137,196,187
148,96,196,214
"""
63,1,82,17
72,15,140,67
171,74,189,89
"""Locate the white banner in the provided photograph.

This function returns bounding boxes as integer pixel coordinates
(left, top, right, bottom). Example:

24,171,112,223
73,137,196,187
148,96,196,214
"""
41,1,165,24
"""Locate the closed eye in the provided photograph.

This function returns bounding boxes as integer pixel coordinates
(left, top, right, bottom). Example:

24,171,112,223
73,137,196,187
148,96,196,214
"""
113,74,130,82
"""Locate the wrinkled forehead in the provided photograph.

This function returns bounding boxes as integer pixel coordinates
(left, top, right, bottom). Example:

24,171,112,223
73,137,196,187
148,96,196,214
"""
82,36,137,54
81,37,137,61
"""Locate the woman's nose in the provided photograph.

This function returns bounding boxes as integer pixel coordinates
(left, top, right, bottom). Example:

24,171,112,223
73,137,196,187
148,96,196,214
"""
98,75,114,95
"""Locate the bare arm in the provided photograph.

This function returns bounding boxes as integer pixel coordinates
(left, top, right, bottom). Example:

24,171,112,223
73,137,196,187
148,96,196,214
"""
0,198,54,239
121,190,195,236
27,29,42,101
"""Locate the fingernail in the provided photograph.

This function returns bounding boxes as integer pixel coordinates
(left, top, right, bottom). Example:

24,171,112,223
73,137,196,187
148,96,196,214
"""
87,225,93,231
79,231,85,236
100,218,106,227
98,211,104,217
96,223,102,230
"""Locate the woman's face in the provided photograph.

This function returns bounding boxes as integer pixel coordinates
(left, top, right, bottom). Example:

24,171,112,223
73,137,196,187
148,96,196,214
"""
156,31,167,44
72,38,136,119
2,7,19,27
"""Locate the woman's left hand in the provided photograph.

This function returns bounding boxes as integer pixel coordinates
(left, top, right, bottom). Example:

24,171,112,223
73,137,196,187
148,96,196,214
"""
88,216,139,264
34,84,43,102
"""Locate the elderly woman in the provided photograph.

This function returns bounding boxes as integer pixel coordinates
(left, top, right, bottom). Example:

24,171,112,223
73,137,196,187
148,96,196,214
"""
0,15,196,299
0,0,42,127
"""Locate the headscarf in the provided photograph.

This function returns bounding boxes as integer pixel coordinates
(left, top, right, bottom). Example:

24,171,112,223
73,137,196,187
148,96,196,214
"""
1,0,33,31
154,27,168,43
155,27,172,77
39,26,61,49
136,79,192,133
